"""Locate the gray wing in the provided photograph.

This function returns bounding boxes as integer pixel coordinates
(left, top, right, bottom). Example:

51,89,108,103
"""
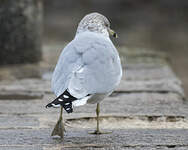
51,40,81,97
52,32,122,98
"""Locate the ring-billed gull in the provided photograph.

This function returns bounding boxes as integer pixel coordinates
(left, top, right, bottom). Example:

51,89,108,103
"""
46,12,122,138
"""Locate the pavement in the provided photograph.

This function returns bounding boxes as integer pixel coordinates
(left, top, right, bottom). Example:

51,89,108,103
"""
0,46,187,150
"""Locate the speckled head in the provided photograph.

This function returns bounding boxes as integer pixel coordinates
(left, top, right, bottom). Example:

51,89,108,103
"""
76,12,117,38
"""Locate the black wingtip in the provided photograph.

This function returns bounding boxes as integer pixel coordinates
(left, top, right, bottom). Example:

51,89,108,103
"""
66,108,73,113
45,103,52,108
45,89,76,112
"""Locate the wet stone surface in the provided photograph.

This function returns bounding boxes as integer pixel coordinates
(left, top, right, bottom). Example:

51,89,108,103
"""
1,129,188,149
0,47,187,149
0,115,39,129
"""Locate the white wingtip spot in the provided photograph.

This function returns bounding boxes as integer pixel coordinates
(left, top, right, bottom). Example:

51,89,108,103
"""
63,95,69,98
65,103,70,106
52,103,61,108
58,98,63,102
66,108,70,110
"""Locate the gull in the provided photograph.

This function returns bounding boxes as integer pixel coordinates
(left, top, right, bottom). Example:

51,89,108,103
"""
46,12,122,138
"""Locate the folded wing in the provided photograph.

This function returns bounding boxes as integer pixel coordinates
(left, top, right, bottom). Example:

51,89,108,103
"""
52,32,122,101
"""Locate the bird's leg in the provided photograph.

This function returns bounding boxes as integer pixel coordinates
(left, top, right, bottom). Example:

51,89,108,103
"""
89,103,112,134
96,103,101,134
51,106,65,139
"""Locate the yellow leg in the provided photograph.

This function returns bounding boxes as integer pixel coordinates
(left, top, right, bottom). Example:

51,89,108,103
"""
51,106,65,139
96,103,101,134
89,103,112,135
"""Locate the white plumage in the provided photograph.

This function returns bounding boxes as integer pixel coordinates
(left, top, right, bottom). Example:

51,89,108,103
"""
46,12,122,137
51,31,122,106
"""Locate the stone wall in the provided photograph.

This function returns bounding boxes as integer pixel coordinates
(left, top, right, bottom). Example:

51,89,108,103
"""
0,0,43,65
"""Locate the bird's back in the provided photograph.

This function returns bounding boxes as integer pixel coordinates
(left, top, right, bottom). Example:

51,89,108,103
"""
52,32,122,100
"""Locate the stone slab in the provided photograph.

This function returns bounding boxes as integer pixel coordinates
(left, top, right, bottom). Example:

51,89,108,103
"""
69,92,188,116
1,129,188,150
0,48,186,149
0,146,42,150
0,47,184,98
0,92,187,117
0,115,39,129
0,93,186,116
0,64,184,98
0,92,188,133
0,90,43,100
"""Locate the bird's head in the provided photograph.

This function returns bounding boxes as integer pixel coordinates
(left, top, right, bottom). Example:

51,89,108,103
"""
76,12,117,38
